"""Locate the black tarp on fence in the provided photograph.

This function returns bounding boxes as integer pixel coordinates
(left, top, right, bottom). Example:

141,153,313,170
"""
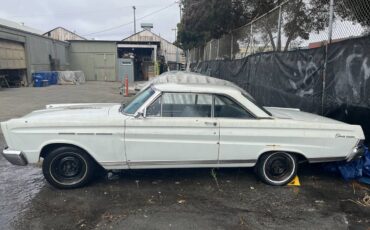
191,35,370,142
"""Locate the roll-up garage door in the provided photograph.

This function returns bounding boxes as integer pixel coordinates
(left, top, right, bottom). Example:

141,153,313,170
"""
0,39,26,70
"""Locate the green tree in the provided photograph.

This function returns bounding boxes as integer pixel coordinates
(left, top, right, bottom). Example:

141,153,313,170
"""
178,0,255,50
178,0,369,52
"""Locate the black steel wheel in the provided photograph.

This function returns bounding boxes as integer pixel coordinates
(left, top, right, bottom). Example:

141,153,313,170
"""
256,152,297,186
42,146,96,189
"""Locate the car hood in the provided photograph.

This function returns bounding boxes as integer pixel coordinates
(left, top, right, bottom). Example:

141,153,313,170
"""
22,103,121,121
265,107,345,124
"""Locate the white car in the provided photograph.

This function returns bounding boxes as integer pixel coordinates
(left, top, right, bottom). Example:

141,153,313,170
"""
1,72,365,189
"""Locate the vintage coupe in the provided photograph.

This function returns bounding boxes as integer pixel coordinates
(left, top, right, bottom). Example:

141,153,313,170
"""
1,72,365,189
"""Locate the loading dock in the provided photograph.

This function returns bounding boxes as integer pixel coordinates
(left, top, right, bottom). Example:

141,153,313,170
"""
0,39,27,86
117,42,158,82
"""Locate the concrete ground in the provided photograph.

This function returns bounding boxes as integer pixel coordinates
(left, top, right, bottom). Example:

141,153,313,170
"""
0,82,369,230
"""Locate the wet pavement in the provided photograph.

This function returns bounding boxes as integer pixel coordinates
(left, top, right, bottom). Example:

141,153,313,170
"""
0,82,369,229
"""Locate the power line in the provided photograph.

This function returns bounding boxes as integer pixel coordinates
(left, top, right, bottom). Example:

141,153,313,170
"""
83,2,177,36
7,3,166,18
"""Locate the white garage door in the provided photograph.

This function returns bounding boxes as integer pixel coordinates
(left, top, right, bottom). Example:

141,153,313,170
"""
0,39,26,70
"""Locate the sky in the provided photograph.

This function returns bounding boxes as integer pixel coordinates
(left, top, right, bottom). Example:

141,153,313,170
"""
0,0,181,41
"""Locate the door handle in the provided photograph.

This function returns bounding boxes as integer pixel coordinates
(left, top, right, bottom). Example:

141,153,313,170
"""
205,122,217,126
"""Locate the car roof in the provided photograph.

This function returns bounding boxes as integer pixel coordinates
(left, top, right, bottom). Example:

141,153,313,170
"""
143,71,252,97
153,82,243,95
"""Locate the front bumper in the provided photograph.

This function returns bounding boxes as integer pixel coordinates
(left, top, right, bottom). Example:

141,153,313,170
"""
2,146,28,166
346,140,366,162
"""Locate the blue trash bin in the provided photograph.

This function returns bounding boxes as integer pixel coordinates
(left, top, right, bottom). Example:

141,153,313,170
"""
50,71,58,85
32,72,57,86
33,74,44,87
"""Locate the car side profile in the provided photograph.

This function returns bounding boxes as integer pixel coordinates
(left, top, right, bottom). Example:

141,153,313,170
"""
1,72,365,189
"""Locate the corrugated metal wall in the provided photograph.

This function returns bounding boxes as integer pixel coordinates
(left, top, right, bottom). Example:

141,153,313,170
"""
0,25,70,84
27,35,69,72
0,39,26,69
69,41,117,81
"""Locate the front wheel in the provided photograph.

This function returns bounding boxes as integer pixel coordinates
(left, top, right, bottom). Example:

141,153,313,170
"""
42,146,96,189
256,152,297,186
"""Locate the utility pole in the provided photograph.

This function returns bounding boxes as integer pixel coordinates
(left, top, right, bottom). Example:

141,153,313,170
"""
175,1,182,21
172,28,179,70
179,1,182,20
133,6,136,34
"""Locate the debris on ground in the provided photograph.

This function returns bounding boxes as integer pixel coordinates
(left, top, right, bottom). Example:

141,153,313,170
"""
363,194,370,206
342,194,370,207
210,168,221,190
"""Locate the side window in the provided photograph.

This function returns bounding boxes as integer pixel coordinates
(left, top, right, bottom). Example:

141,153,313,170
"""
146,96,161,117
214,95,253,118
158,93,213,117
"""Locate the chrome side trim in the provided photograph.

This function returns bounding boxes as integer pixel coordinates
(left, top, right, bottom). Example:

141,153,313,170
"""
219,159,256,164
129,159,256,166
129,160,217,166
58,132,113,136
100,161,127,167
2,147,28,166
309,157,346,163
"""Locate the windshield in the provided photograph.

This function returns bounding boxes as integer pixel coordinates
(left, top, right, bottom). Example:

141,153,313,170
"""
122,87,155,115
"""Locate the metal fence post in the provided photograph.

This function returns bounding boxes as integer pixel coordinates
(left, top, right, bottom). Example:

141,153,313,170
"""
230,33,234,59
250,23,254,54
203,45,206,61
186,49,190,71
277,5,283,51
198,48,200,63
322,0,335,115
217,39,220,60
328,0,335,43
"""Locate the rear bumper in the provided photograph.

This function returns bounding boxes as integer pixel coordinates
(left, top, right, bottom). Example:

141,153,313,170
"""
2,146,28,166
346,140,366,162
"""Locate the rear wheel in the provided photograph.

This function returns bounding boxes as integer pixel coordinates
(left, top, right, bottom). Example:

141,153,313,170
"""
256,152,297,186
42,146,96,189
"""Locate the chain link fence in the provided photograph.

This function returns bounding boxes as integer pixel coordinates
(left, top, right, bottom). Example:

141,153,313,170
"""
188,0,370,63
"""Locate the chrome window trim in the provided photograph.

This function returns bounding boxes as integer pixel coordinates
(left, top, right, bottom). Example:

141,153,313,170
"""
140,88,269,119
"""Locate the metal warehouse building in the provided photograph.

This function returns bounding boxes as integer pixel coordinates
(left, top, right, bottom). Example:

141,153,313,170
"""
0,19,185,86
0,18,69,86
69,24,185,83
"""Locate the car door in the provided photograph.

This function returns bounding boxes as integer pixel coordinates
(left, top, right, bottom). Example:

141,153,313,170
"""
124,92,220,168
215,94,261,166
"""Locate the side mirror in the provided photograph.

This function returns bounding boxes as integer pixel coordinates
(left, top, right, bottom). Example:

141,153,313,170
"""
134,111,145,119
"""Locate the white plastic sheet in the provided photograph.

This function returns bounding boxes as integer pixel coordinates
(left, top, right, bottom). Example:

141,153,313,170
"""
57,71,85,85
